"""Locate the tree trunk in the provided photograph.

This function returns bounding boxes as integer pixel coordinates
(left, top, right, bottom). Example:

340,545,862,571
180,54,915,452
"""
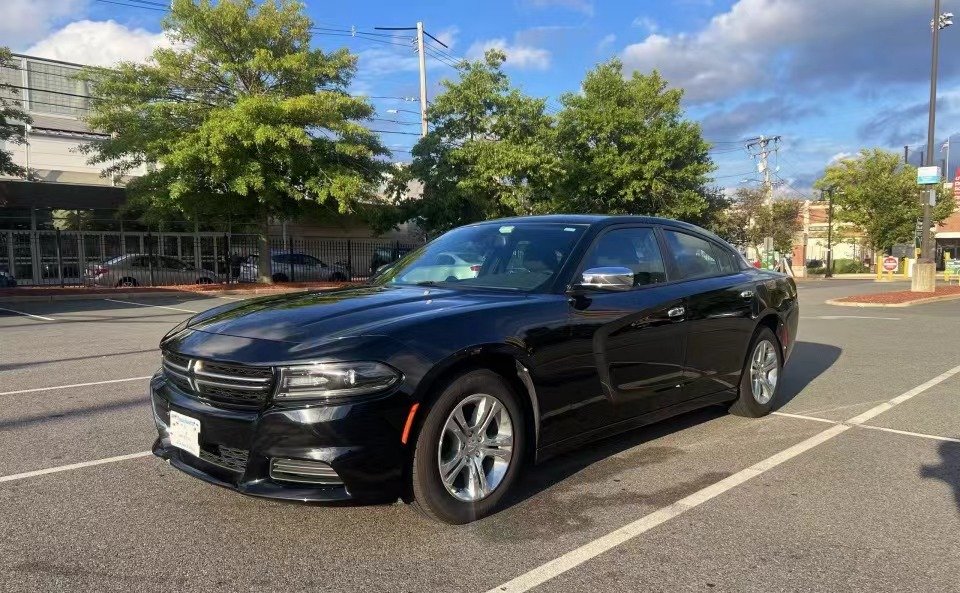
258,212,272,284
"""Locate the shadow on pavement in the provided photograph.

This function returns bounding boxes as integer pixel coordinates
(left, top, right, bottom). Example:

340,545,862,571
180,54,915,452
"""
921,441,960,512
0,348,157,372
775,341,841,409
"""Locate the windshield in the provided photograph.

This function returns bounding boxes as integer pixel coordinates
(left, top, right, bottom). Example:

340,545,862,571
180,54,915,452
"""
375,223,587,292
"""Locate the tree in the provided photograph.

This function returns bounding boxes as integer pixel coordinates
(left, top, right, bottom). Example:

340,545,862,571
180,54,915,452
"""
714,187,801,256
388,50,559,235
551,60,714,219
0,47,31,178
815,148,955,251
80,0,387,282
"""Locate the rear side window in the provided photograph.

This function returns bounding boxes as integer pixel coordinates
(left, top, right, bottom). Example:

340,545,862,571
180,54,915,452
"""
663,230,726,280
582,227,667,287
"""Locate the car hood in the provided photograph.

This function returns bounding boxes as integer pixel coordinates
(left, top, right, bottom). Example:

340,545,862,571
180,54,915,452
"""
186,285,530,344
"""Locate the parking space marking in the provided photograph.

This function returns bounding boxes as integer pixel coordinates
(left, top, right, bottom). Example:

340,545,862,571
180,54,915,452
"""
103,298,197,313
0,451,152,484
857,424,960,444
811,315,901,320
771,411,840,424
0,376,152,396
0,306,55,321
487,363,960,593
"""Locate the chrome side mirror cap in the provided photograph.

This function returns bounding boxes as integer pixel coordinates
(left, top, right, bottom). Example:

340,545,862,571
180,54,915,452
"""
577,267,634,292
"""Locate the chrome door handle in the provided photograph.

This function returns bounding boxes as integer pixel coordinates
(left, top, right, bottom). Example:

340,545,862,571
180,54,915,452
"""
667,306,685,319
740,290,755,299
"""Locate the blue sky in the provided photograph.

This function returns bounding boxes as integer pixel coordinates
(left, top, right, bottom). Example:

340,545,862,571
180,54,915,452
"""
9,0,960,195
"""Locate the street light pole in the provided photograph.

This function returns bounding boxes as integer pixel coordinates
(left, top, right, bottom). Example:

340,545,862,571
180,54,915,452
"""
914,0,953,291
825,188,835,278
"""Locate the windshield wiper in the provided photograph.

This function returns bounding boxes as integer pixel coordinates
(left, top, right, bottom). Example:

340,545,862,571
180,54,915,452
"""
413,280,445,287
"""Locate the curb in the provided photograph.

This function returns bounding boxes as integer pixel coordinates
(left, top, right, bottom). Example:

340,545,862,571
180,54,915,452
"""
0,284,348,303
825,293,960,308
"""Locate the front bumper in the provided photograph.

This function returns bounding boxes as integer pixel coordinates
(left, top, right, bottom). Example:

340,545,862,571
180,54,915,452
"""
150,372,411,503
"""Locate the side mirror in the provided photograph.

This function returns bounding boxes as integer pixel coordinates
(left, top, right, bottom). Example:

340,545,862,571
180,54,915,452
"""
576,267,634,292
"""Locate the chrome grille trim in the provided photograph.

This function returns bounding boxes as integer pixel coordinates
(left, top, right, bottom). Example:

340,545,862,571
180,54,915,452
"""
270,458,343,485
161,351,275,409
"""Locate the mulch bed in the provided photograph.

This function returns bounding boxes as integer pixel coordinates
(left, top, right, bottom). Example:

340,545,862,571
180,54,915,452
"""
834,284,960,305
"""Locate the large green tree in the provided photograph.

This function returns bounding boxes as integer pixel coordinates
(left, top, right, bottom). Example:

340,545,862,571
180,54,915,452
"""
388,50,558,235
816,148,954,251
713,187,801,255
81,0,387,281
0,47,31,178
551,60,714,218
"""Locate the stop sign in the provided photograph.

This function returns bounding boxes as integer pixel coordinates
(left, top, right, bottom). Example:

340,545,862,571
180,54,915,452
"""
882,256,899,272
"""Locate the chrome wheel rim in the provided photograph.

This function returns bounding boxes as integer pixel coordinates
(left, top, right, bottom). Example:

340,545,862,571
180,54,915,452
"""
750,340,779,405
438,394,514,503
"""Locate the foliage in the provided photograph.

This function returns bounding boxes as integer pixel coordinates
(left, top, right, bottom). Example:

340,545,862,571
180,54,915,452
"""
80,0,387,281
832,258,868,274
551,61,714,219
387,55,715,234
386,50,559,235
713,187,801,254
815,148,955,250
0,47,32,178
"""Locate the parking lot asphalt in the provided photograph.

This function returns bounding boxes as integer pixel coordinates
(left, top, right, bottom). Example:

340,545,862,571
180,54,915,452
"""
2,280,959,592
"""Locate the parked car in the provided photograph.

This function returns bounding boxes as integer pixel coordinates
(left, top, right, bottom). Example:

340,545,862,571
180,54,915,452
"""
238,252,350,283
0,267,16,288
152,215,798,524
84,254,218,287
369,245,413,276
394,251,484,283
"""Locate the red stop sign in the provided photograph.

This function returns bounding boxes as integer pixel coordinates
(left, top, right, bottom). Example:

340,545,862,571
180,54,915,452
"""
882,256,899,272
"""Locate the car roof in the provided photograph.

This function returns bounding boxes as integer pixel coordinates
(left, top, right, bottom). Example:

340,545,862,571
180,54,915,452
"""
470,214,722,240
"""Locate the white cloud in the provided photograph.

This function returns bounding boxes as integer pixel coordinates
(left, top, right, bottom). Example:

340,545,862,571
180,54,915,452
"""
433,26,459,51
596,33,616,54
466,38,551,70
4,0,86,49
522,0,593,16
631,17,658,34
828,152,855,164
621,0,935,104
25,20,173,67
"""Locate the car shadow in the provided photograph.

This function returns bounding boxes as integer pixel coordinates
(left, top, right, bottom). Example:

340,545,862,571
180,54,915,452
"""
775,341,842,409
921,441,960,512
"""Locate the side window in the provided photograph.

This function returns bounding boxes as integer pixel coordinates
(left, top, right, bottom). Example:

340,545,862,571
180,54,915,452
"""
663,230,722,280
272,254,291,265
582,227,667,287
161,257,188,270
710,243,741,274
129,256,147,268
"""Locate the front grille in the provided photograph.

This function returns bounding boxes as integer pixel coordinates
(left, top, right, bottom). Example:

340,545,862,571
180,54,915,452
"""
162,351,275,409
270,458,343,486
199,445,249,473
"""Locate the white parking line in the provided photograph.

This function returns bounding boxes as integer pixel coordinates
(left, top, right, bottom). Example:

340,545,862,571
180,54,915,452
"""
0,306,55,321
771,411,839,424
857,424,960,444
0,451,152,484
487,363,960,593
0,376,152,396
811,315,901,320
103,298,197,313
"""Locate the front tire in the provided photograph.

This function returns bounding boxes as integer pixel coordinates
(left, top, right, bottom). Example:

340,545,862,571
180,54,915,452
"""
729,326,782,418
411,369,525,524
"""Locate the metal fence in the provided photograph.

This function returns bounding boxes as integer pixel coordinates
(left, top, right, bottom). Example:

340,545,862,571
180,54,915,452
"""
0,229,420,287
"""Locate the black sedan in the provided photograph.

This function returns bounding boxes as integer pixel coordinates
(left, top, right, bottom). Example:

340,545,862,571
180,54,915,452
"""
152,215,798,524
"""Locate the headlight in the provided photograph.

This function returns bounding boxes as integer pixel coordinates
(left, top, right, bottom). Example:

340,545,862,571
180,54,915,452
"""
275,361,401,401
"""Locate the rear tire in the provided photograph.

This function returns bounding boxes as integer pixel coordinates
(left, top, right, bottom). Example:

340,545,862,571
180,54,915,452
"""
729,326,782,418
116,277,138,288
330,272,347,282
410,369,525,524
271,273,289,283
196,277,213,285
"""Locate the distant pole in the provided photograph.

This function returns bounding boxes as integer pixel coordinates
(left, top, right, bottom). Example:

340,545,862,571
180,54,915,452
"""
922,0,944,262
905,145,910,164
416,21,429,138
826,188,835,278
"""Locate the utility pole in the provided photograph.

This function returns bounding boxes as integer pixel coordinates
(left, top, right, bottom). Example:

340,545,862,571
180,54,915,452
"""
375,22,449,139
825,188,835,278
416,22,428,138
746,135,781,267
914,0,953,291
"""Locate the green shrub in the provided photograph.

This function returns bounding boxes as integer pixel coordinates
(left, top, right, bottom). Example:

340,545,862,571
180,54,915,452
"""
832,258,868,274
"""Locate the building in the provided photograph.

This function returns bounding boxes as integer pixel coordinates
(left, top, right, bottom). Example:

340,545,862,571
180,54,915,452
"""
789,200,871,275
0,53,420,285
935,169,960,262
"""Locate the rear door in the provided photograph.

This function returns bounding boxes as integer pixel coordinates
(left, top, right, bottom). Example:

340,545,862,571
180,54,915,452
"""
660,229,756,401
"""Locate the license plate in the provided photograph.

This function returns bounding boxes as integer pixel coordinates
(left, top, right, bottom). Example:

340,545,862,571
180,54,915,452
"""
169,410,201,458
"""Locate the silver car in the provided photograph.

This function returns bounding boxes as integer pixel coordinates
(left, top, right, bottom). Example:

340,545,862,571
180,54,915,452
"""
84,254,219,287
238,252,350,283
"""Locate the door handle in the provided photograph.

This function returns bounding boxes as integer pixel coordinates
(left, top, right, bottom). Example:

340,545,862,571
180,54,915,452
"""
740,290,755,299
667,306,685,319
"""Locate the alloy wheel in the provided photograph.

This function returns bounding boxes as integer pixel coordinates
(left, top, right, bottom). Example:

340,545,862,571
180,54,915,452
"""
750,340,779,405
437,394,514,503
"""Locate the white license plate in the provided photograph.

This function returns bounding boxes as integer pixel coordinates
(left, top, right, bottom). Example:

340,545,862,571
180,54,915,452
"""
169,410,201,458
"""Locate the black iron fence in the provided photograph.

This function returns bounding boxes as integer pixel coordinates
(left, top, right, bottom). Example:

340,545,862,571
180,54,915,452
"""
0,229,420,287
